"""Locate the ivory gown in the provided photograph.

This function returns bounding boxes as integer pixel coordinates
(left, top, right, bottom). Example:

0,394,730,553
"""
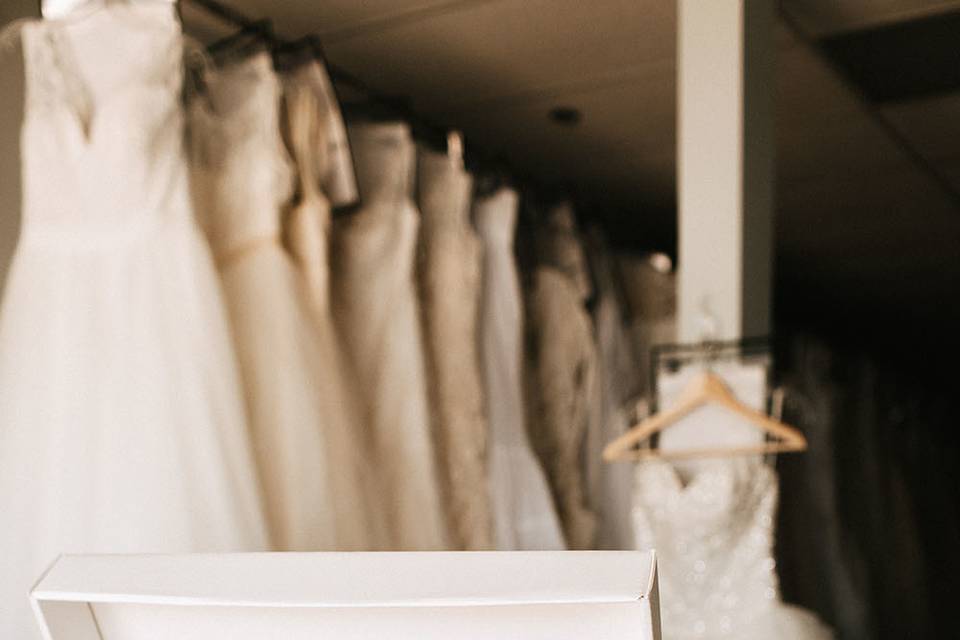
476,188,565,551
280,69,387,550
416,149,493,550
0,6,268,638
633,457,833,639
189,52,371,551
331,122,449,550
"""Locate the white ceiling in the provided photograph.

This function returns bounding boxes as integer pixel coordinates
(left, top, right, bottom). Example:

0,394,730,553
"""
183,0,960,325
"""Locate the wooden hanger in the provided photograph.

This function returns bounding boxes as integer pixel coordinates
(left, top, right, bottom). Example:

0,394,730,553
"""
602,369,808,462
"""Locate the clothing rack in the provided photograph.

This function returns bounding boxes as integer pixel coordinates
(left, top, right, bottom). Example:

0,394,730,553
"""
183,0,563,205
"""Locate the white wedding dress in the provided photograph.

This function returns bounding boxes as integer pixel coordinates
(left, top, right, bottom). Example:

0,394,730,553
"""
633,456,833,639
0,6,268,638
475,188,565,551
331,122,448,550
189,52,374,551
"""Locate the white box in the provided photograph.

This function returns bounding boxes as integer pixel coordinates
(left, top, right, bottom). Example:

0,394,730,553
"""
31,551,660,640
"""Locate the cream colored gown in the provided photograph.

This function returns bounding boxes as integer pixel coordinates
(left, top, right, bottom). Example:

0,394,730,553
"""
416,148,493,550
281,70,387,550
0,7,269,638
331,122,449,550
476,188,566,551
189,52,370,551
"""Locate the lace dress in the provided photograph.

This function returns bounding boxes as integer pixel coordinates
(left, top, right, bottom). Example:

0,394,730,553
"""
0,7,268,638
331,122,449,550
475,189,565,551
189,52,370,551
633,457,833,639
524,204,598,550
415,149,493,550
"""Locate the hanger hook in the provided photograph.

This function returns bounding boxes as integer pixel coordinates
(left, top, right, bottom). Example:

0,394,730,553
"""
697,297,721,370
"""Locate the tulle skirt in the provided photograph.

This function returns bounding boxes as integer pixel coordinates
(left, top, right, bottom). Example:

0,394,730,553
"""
0,213,269,639
217,243,379,551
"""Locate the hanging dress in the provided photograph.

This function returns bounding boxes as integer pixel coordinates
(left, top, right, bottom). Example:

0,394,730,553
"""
584,227,640,550
331,122,448,550
280,71,387,550
633,456,833,639
475,188,565,551
188,52,369,551
524,203,599,550
415,149,493,550
0,6,269,638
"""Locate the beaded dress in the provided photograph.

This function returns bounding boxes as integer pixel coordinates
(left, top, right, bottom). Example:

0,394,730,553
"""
633,456,833,639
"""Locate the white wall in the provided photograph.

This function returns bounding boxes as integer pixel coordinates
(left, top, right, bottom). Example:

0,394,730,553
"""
0,1,38,298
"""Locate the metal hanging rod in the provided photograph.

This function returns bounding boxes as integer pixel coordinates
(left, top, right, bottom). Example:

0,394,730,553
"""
182,0,559,202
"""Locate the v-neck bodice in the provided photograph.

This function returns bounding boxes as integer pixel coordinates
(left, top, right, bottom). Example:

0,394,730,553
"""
19,3,186,247
633,457,832,638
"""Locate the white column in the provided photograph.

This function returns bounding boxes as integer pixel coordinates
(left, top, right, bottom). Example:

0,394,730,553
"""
661,0,775,459
677,0,774,342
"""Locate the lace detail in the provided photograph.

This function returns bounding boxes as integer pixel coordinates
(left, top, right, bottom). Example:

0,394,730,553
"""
633,457,832,639
22,26,91,130
416,149,493,550
21,6,181,144
188,52,294,255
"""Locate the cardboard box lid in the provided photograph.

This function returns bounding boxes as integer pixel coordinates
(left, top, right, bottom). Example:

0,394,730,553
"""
32,551,657,608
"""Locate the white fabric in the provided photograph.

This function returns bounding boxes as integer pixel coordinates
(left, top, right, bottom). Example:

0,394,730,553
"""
0,7,269,639
584,233,638,550
332,122,448,551
475,188,565,551
280,73,388,550
633,457,833,639
189,53,374,552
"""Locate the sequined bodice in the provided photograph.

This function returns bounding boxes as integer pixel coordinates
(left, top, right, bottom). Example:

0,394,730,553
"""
189,53,293,256
633,457,782,638
20,4,187,247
